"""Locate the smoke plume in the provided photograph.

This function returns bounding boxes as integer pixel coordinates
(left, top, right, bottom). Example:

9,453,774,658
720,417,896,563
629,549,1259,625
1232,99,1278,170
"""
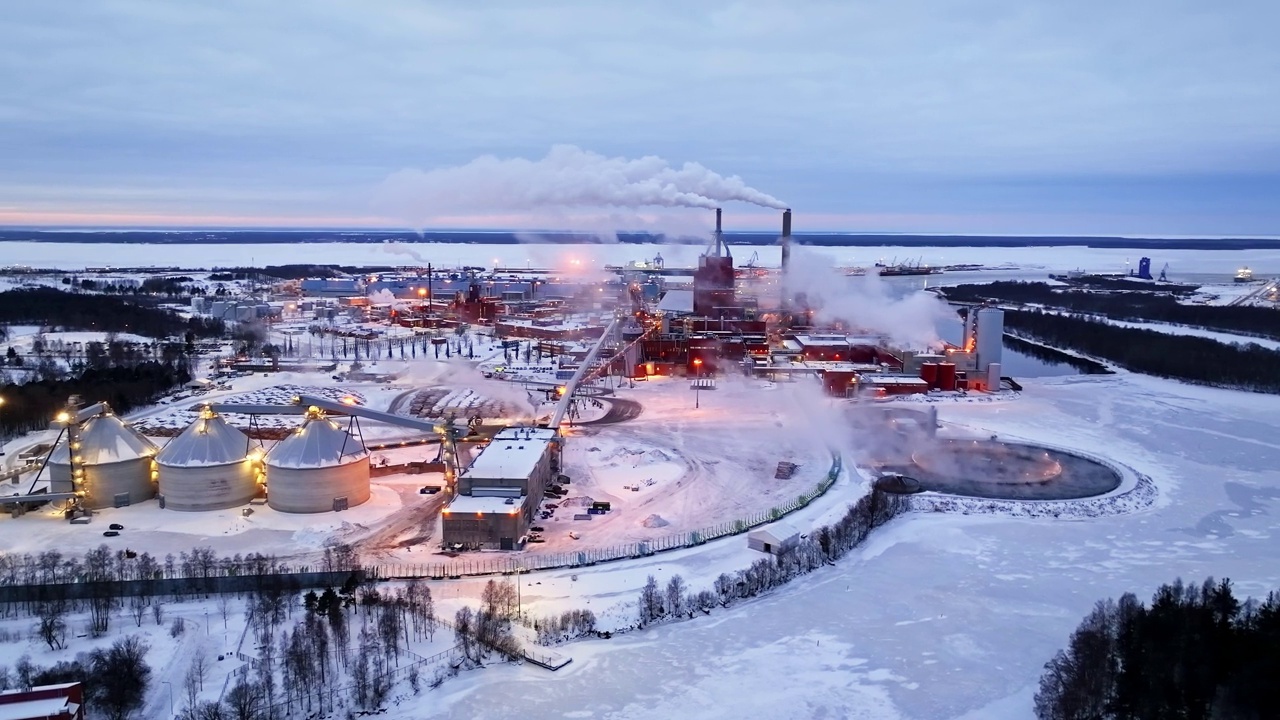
374,145,787,224
382,241,427,263
784,247,956,350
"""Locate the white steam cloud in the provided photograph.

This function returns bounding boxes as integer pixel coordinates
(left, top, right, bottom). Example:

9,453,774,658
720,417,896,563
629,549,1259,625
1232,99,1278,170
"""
382,241,427,264
374,145,787,224
785,247,956,350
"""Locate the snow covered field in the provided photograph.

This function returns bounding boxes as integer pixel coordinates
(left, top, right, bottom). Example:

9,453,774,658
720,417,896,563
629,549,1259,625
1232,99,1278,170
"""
397,370,1280,720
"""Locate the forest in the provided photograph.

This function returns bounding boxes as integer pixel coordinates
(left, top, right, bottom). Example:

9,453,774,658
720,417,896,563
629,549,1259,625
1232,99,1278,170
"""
1035,577,1280,720
1003,310,1280,393
0,287,225,338
0,356,191,435
943,281,1280,340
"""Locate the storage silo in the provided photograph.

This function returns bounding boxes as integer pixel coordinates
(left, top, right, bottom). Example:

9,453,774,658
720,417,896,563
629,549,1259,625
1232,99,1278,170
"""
50,411,159,509
264,408,369,513
156,409,261,511
975,307,1005,371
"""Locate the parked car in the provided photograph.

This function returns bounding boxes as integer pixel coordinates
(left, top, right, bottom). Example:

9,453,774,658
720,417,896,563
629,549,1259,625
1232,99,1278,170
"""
109,523,124,530
103,530,120,538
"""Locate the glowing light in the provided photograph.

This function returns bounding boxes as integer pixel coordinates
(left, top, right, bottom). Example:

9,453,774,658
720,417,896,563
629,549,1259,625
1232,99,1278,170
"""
56,411,70,423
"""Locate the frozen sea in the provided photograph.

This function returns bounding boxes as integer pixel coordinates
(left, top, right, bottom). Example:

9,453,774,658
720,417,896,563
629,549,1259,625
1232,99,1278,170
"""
415,372,1280,720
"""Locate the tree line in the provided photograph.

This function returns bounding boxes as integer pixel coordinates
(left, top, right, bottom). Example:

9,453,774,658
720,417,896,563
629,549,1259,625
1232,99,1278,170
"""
0,359,191,435
1035,577,1280,719
632,489,905,629
0,287,225,338
1002,310,1280,393
943,281,1280,340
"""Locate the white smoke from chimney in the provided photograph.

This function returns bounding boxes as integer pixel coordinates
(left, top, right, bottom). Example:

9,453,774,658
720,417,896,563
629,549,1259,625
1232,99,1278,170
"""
381,241,427,263
785,247,956,351
374,145,787,225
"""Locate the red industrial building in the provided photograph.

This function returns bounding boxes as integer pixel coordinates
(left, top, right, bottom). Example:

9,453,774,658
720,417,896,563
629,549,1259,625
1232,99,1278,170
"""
0,683,85,720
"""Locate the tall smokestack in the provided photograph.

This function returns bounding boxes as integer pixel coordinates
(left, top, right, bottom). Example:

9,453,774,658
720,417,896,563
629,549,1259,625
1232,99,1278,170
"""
781,208,792,270
714,207,723,256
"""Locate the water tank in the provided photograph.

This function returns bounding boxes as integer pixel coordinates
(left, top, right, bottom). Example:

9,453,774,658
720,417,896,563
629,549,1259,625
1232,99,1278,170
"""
264,410,370,513
49,413,159,509
936,362,957,391
986,362,1002,392
975,308,1005,370
156,410,259,511
236,305,256,322
920,363,939,388
210,301,228,318
191,297,206,313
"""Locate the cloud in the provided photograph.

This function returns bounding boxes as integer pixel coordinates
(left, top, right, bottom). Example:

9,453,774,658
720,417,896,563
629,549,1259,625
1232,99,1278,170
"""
0,1,1278,233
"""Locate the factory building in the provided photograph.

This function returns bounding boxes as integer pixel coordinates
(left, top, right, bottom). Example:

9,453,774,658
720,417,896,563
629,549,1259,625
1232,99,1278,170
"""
443,426,560,550
156,409,261,511
264,408,370,513
49,407,159,509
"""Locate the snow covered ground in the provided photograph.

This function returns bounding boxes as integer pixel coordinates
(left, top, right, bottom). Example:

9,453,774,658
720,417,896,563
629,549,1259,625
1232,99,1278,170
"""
393,370,1280,720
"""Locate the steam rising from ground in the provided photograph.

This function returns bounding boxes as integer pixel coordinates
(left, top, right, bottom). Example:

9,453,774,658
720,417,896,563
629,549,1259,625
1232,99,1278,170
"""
399,357,539,422
785,247,955,350
375,145,787,225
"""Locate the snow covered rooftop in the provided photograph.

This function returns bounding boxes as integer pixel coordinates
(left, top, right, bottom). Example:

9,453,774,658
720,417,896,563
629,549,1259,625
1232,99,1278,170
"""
49,412,158,466
656,289,694,314
748,521,802,546
156,410,252,467
463,426,556,481
265,412,367,469
446,494,523,515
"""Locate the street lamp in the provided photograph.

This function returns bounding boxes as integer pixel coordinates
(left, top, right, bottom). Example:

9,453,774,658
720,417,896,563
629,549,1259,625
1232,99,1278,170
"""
692,358,703,409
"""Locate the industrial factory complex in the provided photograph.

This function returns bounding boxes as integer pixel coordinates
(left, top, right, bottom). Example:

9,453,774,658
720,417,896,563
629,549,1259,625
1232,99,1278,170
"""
2,208,1016,558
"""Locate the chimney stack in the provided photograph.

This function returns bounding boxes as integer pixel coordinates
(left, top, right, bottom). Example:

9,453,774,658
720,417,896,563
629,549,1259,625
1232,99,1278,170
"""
714,207,724,256
781,208,792,271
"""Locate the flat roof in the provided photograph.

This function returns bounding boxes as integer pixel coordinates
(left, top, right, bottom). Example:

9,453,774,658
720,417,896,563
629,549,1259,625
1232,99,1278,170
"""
656,289,694,314
858,375,929,385
0,698,71,720
463,427,555,481
445,494,522,515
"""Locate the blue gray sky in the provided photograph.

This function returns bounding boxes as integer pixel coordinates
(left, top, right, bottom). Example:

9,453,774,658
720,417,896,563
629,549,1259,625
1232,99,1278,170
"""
1,1,1277,235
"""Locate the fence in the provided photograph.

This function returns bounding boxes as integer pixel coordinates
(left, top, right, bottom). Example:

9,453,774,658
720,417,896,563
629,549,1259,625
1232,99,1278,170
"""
368,453,845,582
0,455,845,602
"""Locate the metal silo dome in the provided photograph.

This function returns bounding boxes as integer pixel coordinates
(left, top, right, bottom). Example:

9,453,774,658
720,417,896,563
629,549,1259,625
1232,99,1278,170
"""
155,409,261,511
49,411,159,509
264,408,370,513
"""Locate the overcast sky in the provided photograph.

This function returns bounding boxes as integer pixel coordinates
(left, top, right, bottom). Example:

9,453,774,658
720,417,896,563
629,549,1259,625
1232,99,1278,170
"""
1,1,1277,235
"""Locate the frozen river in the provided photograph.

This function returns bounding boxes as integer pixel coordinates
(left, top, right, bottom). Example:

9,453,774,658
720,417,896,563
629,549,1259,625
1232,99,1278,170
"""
414,372,1280,720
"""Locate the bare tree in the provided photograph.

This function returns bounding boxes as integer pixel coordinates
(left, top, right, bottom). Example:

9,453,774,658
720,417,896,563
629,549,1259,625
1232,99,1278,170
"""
224,680,263,720
152,601,165,626
36,600,68,650
190,649,209,692
217,594,233,630
665,575,687,618
129,596,147,627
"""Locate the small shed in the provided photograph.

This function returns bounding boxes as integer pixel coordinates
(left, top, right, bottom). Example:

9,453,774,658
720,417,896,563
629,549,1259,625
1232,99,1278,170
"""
185,378,214,390
747,521,802,555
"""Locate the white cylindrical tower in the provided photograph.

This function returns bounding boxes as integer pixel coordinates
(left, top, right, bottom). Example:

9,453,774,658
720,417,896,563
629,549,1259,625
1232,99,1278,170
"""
264,408,370,513
50,411,159,509
975,307,1005,371
156,409,260,511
